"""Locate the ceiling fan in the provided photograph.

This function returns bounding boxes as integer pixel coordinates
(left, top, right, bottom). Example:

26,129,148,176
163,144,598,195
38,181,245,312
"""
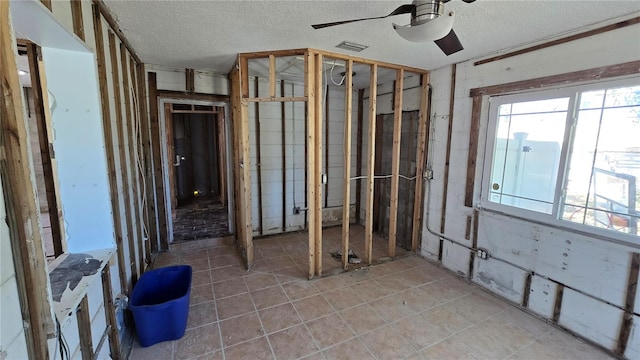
311,0,476,56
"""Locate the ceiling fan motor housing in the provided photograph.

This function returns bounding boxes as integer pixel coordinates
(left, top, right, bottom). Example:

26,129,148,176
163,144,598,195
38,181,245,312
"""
412,0,445,26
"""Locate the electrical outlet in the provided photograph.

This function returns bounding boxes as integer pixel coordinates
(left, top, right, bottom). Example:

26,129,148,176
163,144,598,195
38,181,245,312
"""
476,248,489,259
293,207,300,214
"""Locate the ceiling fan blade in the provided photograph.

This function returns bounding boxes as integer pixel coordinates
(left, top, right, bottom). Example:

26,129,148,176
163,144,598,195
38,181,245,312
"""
312,4,415,29
434,29,463,55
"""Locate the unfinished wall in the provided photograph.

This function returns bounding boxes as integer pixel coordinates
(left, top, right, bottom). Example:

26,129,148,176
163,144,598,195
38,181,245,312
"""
247,76,359,236
422,16,640,358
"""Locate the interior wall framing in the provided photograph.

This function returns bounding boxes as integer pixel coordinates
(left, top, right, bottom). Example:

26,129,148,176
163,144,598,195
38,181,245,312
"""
233,48,429,278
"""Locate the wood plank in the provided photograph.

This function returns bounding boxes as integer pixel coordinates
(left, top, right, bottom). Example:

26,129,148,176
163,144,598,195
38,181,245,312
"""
324,85,330,209
240,99,253,266
156,90,229,103
254,77,264,235
217,108,227,207
441,64,456,232
136,62,157,258
109,31,138,283
230,66,244,262
474,16,640,66
93,4,128,292
0,3,54,357
186,68,195,94
341,59,353,270
280,80,287,231
26,43,65,257
101,266,122,360
470,60,640,97
411,73,430,252
76,295,93,360
240,56,249,98
388,69,404,259
464,96,482,208
245,96,307,103
616,252,640,356
129,59,150,270
70,0,85,41
239,48,308,59
552,284,565,323
312,49,429,74
306,52,317,279
93,0,142,64
468,209,479,280
314,53,323,276
120,43,145,278
165,105,177,220
269,55,276,97
148,72,170,251
364,64,378,264
40,0,51,11
355,89,364,224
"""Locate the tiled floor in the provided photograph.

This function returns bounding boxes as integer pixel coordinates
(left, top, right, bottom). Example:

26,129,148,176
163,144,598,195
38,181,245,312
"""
130,232,613,360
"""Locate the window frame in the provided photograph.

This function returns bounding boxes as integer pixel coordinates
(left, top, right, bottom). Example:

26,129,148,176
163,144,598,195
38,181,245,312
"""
480,77,640,244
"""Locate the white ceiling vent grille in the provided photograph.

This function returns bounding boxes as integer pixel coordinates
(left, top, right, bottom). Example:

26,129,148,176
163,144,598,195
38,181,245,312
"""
335,41,369,52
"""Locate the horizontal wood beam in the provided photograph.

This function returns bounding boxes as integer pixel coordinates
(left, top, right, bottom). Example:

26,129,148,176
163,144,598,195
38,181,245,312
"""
156,90,229,103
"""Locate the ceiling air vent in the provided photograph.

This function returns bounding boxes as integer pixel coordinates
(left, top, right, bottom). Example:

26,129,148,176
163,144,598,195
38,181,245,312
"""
335,41,368,52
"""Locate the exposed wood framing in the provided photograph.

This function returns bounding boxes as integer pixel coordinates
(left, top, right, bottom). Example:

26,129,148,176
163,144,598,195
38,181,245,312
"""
474,16,640,66
129,60,151,268
26,42,65,257
306,52,317,278
156,90,229,103
40,0,52,11
108,31,138,283
470,60,640,97
311,49,427,74
441,64,456,231
101,266,121,360
464,95,482,208
148,72,170,251
341,60,353,270
280,80,287,231
616,252,640,356
522,273,533,308
93,4,128,291
254,77,264,235
217,108,228,207
93,0,142,64
313,53,324,276
186,68,195,94
76,295,93,360
136,63,157,257
164,105,177,219
552,284,565,323
324,85,330,208
120,42,144,278
468,209,479,280
230,65,244,260
0,3,54,357
364,64,378,264
411,74,430,252
269,55,276,97
70,0,85,41
240,56,249,98
464,215,472,240
239,48,308,60
388,69,404,258
355,89,364,224
246,96,307,103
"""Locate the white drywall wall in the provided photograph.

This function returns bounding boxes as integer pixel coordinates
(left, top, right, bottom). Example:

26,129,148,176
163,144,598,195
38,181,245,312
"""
42,47,115,252
422,18,640,357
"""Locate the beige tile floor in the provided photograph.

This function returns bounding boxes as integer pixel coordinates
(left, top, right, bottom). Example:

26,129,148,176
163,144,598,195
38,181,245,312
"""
129,230,613,360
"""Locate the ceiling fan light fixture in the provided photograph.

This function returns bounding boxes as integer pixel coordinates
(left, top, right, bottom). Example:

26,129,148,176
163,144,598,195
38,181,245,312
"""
393,10,455,42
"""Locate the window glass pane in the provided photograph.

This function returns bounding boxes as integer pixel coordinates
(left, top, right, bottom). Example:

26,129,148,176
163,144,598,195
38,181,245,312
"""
563,86,640,236
489,98,569,214
579,90,605,110
604,85,640,108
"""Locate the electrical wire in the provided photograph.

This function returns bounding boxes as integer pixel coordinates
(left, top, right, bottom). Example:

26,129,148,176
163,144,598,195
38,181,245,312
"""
130,85,150,250
329,59,346,86
56,317,69,360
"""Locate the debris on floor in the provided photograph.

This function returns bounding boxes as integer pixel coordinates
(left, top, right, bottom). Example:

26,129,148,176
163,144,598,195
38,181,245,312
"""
331,249,362,264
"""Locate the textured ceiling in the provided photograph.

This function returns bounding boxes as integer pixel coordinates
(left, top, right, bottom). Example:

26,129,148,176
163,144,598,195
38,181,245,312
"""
103,0,640,75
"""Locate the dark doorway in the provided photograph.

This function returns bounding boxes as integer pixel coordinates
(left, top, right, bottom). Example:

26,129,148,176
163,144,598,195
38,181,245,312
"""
167,103,230,241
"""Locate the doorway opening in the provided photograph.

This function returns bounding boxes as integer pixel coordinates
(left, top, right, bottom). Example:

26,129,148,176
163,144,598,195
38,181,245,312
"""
165,103,230,241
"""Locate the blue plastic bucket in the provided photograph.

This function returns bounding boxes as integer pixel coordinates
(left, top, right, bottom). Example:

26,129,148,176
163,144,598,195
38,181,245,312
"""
129,265,192,347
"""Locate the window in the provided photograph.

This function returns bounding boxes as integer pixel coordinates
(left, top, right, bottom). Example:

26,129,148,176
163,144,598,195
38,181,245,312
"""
484,79,640,238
